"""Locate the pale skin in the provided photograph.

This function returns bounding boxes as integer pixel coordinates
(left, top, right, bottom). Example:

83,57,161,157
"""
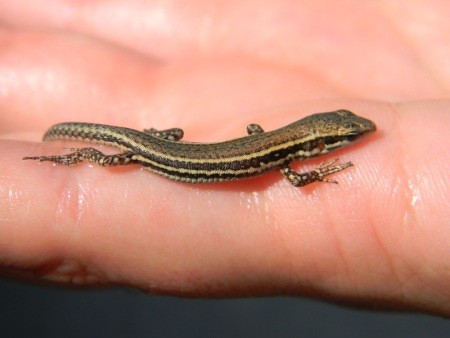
0,1,449,317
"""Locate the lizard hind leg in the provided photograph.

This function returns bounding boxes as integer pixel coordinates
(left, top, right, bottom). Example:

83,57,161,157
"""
247,124,265,135
143,128,184,141
23,147,138,167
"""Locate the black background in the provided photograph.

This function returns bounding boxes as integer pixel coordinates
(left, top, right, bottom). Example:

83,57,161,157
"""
1,278,448,337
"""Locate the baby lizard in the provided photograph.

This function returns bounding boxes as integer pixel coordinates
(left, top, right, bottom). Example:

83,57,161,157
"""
23,109,376,187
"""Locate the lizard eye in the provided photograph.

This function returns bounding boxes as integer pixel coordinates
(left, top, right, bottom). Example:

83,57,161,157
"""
344,133,359,142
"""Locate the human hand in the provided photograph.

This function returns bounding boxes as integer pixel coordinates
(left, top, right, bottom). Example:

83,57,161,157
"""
0,1,449,316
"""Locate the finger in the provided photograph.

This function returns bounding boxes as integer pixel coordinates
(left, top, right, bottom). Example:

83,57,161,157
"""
0,1,446,100
0,29,339,133
2,102,449,316
0,28,160,132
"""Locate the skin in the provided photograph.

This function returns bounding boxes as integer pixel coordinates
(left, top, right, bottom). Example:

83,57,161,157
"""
0,0,449,316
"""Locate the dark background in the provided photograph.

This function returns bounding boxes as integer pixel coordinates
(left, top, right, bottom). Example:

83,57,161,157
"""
1,278,448,337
